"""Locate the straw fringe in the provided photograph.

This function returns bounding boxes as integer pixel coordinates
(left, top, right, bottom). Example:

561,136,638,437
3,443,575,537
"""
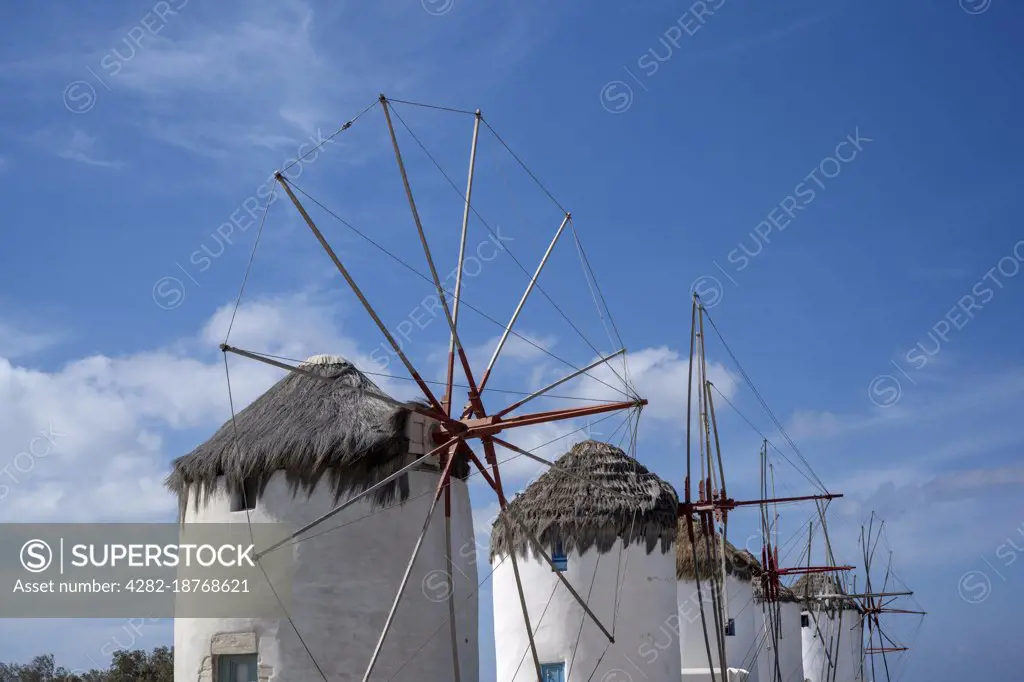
791,572,858,611
675,517,762,583
165,355,468,518
489,440,678,561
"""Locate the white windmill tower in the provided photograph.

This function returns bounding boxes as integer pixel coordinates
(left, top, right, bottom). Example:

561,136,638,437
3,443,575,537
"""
169,94,647,682
794,573,862,682
676,524,762,682
753,582,803,682
489,440,680,682
168,355,478,682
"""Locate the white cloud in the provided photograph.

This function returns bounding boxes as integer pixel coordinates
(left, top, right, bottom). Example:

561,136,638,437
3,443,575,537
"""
769,368,1024,573
0,292,378,522
112,0,364,162
0,321,63,358
571,346,738,423
55,129,122,168
465,332,558,373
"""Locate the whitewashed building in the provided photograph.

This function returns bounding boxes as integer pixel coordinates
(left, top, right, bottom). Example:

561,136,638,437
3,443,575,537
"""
489,440,680,682
794,574,864,682
677,522,763,682
167,355,478,682
753,583,804,682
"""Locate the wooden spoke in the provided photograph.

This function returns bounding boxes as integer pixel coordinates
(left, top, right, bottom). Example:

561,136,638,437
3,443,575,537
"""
275,174,447,414
443,111,482,415
476,213,570,396
361,447,462,682
381,96,482,408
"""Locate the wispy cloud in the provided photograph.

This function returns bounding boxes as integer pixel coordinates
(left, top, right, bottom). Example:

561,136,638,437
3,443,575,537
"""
0,321,63,358
110,0,367,162
55,129,122,168
688,13,827,63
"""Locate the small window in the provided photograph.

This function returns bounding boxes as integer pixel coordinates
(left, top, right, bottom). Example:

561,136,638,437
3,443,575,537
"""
725,618,736,636
231,477,258,512
801,613,810,628
551,539,567,572
540,662,565,682
218,654,257,682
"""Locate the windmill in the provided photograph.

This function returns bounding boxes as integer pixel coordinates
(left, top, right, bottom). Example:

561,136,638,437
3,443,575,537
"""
198,94,654,682
855,513,926,682
679,293,852,682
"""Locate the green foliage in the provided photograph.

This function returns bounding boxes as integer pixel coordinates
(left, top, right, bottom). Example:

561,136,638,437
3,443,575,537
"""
0,648,172,682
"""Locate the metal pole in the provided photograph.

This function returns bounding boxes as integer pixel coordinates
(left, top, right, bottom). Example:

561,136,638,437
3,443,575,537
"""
361,452,460,682
685,295,697,505
380,96,481,398
221,344,447,423
444,478,462,682
494,348,626,417
444,110,482,415
475,440,543,682
704,379,730,642
275,173,447,414
503,516,543,682
686,516,719,682
460,399,646,438
477,213,570,394
697,309,729,676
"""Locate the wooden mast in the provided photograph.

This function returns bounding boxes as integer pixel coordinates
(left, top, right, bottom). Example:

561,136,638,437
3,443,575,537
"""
680,293,853,682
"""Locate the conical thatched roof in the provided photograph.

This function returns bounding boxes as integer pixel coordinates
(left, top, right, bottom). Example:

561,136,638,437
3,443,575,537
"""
166,354,468,516
676,518,762,582
489,440,678,560
791,573,858,611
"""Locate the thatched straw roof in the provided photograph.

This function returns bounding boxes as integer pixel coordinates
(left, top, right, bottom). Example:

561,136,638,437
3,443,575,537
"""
489,440,678,560
752,579,799,603
166,355,468,516
676,518,762,582
791,573,858,610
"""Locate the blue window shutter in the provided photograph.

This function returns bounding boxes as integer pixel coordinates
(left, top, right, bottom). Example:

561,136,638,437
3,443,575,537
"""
218,654,258,682
552,539,567,572
540,662,565,682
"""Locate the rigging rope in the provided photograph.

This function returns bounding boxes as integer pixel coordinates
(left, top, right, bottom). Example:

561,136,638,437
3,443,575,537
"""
509,580,559,682
583,643,613,682
701,307,828,494
237,347,617,405
384,97,477,116
223,190,274,344
279,97,380,174
386,102,635,398
385,554,509,682
566,557,603,681
479,118,567,215
709,383,825,494
283,178,631,401
568,218,634,401
612,507,639,637
222,354,330,682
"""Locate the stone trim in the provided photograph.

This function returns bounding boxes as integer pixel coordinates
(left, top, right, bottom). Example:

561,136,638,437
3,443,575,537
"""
211,632,258,655
196,631,273,682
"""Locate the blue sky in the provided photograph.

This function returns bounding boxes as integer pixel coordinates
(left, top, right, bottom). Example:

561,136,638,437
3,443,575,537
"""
1,0,1022,679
